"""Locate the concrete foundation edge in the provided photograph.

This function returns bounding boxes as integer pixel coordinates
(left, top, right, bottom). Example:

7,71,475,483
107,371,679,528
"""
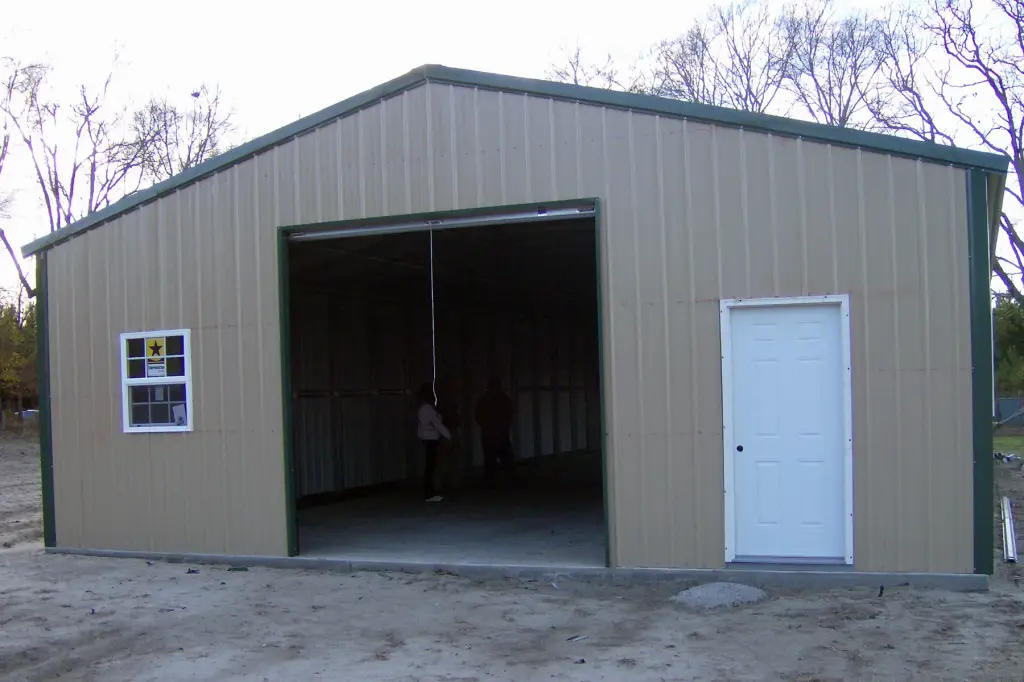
45,547,989,592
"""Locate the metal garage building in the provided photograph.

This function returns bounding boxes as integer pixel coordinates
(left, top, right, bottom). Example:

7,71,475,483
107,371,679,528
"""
22,65,1009,585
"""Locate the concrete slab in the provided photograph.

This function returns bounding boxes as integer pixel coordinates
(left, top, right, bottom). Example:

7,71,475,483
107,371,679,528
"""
45,547,989,591
298,481,607,567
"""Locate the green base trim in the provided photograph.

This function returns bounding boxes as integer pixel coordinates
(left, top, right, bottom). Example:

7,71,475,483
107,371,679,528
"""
36,253,56,548
967,170,994,576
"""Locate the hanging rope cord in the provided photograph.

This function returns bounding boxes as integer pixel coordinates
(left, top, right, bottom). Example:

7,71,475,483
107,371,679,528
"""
429,229,438,407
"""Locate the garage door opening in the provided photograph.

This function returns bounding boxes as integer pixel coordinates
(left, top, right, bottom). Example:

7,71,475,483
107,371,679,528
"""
282,209,606,567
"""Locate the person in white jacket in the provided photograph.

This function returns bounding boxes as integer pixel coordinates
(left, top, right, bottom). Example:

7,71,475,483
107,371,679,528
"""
416,383,451,502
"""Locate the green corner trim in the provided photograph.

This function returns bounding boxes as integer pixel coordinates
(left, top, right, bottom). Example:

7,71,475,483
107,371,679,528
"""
36,253,56,548
967,170,994,575
278,231,298,557
22,64,1009,258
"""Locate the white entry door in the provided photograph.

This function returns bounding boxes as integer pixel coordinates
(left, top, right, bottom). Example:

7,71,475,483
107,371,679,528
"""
722,297,851,563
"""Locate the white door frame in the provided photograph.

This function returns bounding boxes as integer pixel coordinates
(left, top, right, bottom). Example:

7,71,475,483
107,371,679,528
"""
720,294,854,565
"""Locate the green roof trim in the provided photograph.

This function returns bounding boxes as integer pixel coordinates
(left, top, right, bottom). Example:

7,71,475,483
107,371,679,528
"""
22,63,1010,257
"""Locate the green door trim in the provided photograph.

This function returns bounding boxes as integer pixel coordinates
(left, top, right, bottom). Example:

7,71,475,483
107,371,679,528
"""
591,201,613,568
276,198,609,566
36,252,56,548
967,169,994,576
278,231,298,557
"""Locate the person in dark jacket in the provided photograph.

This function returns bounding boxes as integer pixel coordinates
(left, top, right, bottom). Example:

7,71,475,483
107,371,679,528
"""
474,377,515,486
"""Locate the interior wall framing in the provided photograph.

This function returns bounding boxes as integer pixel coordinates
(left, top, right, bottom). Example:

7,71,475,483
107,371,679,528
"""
289,282,602,498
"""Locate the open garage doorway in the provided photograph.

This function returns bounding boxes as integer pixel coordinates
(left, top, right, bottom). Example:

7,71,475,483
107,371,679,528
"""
281,204,607,567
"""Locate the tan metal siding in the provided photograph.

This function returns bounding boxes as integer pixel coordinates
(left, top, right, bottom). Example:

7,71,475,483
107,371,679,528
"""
592,118,971,572
47,81,972,570
49,159,288,556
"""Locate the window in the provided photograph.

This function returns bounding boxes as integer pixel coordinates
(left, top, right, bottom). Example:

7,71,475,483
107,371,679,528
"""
120,329,193,433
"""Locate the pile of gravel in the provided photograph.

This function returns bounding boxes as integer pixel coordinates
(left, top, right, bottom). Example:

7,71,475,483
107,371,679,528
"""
671,582,767,611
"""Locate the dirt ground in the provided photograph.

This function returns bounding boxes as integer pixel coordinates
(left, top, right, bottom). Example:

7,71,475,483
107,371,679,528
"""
4,436,1024,681
0,435,42,551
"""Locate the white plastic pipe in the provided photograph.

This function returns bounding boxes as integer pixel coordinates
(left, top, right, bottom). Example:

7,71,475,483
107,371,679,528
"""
1003,496,1018,563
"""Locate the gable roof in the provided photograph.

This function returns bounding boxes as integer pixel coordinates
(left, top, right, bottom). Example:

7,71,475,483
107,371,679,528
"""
22,63,1011,257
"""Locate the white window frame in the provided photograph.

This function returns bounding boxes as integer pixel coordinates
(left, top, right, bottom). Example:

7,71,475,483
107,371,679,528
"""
119,328,194,434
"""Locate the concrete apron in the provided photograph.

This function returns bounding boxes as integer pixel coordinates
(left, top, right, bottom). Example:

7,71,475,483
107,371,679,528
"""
45,547,989,592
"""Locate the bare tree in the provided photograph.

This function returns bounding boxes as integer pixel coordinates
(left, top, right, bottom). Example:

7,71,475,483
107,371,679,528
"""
648,23,724,105
133,85,234,183
782,0,886,128
871,0,1024,300
0,60,235,298
548,0,885,122
0,60,146,234
650,0,794,112
546,45,651,93
547,45,615,88
0,61,37,297
867,5,956,144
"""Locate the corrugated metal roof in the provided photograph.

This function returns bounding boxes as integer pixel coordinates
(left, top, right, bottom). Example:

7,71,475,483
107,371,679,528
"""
21,63,1011,257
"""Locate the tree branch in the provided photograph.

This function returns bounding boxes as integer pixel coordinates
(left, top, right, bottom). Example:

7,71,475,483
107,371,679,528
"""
0,229,35,298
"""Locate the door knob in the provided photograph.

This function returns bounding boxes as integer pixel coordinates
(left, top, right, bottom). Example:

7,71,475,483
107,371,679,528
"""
736,445,744,452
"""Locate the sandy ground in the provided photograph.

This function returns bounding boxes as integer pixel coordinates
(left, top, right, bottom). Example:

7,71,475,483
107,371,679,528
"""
0,436,42,551
4,436,1024,681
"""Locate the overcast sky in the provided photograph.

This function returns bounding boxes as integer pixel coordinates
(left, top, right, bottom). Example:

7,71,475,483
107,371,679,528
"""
0,0,903,291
